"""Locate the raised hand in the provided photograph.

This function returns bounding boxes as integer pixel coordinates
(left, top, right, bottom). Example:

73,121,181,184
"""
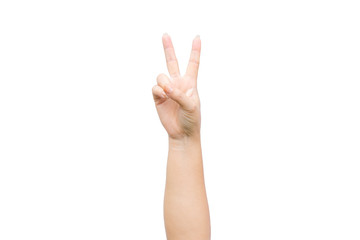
152,34,202,139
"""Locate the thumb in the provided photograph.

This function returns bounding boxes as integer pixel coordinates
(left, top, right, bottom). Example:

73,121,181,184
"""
164,85,195,112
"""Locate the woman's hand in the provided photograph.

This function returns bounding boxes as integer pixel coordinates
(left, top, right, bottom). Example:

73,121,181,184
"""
152,34,202,140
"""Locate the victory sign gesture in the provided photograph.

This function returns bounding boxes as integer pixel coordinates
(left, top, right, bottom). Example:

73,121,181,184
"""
152,34,202,140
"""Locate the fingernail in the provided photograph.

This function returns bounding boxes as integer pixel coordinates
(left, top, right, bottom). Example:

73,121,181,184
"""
165,85,173,94
195,34,200,39
163,32,168,36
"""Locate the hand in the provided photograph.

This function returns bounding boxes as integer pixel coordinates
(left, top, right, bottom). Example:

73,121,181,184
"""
152,34,202,140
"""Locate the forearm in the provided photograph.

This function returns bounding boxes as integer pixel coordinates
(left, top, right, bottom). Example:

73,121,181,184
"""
164,134,211,240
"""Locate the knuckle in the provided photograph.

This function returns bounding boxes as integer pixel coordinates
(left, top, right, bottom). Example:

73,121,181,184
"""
156,73,166,81
156,73,168,86
166,58,178,63
189,59,200,65
152,85,158,92
187,102,196,112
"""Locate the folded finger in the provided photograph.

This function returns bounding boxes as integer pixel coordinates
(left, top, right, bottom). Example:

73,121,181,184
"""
152,85,167,102
156,73,171,89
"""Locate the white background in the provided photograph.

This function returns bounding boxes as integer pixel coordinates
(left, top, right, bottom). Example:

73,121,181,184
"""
1,0,359,239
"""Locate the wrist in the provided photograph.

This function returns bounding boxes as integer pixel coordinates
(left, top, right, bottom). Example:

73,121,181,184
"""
168,133,201,151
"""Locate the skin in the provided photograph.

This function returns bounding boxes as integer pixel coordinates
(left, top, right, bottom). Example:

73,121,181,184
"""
152,34,211,240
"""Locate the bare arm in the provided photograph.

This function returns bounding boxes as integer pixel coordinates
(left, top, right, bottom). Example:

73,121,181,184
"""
165,135,210,240
152,34,210,240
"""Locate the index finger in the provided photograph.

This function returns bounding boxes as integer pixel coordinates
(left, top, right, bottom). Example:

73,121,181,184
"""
162,33,180,78
185,35,201,80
